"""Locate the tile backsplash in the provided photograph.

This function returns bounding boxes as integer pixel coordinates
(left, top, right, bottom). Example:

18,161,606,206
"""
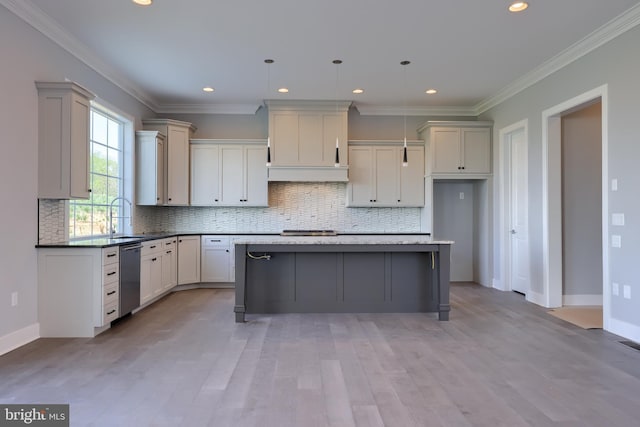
39,183,423,242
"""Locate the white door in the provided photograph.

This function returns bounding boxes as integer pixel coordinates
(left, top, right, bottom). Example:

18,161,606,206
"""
509,128,530,294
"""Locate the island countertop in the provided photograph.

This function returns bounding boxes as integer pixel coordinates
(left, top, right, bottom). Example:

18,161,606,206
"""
233,235,453,245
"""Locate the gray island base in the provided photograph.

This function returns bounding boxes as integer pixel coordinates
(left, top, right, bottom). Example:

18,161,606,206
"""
233,236,452,322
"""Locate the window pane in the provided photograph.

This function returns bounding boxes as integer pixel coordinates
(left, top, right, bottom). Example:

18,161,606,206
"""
107,177,120,202
92,112,108,145
108,120,120,149
107,147,120,176
92,174,108,204
93,206,108,236
93,144,108,175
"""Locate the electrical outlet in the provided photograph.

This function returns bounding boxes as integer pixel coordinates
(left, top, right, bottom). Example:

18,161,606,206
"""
612,235,622,248
611,179,618,191
612,282,619,296
459,192,464,200
612,213,625,226
623,285,631,300
11,292,18,307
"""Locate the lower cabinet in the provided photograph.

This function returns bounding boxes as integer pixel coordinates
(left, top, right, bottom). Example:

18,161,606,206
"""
201,235,232,283
141,237,177,305
37,246,120,338
177,235,201,285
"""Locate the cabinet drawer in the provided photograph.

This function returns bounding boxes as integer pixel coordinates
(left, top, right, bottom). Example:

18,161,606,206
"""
104,283,119,307
103,303,119,325
142,240,163,256
103,247,119,265
103,263,119,286
202,236,229,247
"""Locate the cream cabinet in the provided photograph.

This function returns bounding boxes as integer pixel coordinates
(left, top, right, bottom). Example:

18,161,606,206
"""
135,130,165,205
418,121,492,176
347,143,424,207
37,246,119,337
142,119,196,205
36,81,95,199
161,237,178,292
140,240,163,304
266,100,350,181
177,235,201,285
201,236,232,283
190,140,268,207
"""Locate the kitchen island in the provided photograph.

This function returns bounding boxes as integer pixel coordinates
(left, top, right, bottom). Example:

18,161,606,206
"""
233,235,453,322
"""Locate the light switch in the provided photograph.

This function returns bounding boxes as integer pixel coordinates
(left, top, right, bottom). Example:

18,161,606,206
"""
611,179,618,191
612,235,622,248
459,192,464,200
623,285,631,300
612,213,625,226
612,282,619,296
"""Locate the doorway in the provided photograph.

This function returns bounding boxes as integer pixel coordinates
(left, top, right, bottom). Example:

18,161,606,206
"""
499,120,530,296
541,85,609,329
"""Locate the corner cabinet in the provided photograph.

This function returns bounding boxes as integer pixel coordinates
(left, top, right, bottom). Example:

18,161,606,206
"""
135,130,165,205
347,142,425,207
418,121,492,177
190,140,268,207
266,100,350,182
36,81,96,199
142,119,196,206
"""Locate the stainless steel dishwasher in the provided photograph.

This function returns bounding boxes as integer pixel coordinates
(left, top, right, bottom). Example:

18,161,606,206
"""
119,243,141,316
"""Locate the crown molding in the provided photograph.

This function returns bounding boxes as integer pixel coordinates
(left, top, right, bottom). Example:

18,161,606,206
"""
0,0,160,111
354,104,477,117
474,3,640,115
154,103,262,115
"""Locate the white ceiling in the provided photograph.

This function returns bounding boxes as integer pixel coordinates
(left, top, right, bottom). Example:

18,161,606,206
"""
10,0,640,115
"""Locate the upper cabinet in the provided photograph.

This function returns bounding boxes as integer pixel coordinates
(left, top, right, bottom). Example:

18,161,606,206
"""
142,119,196,205
418,121,492,177
36,81,95,199
135,130,165,205
347,142,425,207
190,140,268,207
266,100,350,182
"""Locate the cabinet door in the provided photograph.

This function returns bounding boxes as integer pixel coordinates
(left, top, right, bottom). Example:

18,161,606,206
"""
161,249,175,292
431,128,461,173
347,147,374,206
373,147,398,205
399,146,425,207
140,254,154,304
166,126,189,205
298,114,324,166
178,236,201,285
201,247,231,282
461,128,491,174
191,144,220,205
220,146,245,204
136,132,164,205
271,113,299,166
244,146,268,206
69,95,91,199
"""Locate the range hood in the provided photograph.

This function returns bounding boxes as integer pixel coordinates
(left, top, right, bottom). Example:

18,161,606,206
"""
268,165,349,182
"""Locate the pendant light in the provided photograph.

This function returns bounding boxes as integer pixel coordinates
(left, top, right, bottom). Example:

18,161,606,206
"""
333,59,342,167
401,60,410,167
264,59,274,167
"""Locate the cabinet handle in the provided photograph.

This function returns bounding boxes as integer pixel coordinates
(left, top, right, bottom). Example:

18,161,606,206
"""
157,197,160,201
107,309,116,315
107,290,116,296
107,253,116,258
152,257,157,261
398,200,401,202
150,245,156,249
179,240,183,243
210,239,221,242
214,199,219,202
88,189,92,193
168,198,172,201
166,250,172,254
107,271,116,276
226,249,229,253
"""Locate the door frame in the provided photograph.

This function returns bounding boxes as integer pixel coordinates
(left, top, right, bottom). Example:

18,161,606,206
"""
541,85,609,327
498,119,529,294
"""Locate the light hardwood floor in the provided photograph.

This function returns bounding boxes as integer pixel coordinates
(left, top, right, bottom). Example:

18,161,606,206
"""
2,283,640,426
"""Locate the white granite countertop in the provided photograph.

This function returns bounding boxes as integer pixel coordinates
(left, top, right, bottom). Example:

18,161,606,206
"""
233,235,454,245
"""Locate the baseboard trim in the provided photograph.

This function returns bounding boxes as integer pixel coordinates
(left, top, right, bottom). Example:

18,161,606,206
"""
526,290,547,307
562,294,603,306
0,323,40,356
608,317,640,343
492,278,503,291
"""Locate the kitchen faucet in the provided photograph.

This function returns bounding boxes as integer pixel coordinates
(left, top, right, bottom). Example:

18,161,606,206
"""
109,196,133,238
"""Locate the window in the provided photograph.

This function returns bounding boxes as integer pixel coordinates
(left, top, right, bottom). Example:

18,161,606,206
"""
69,108,126,238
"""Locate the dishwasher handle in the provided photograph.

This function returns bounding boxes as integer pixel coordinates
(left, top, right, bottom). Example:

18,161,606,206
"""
121,244,142,252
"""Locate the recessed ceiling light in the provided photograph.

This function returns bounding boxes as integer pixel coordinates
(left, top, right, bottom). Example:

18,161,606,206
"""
352,88,364,94
203,87,214,92
425,89,437,95
509,1,528,12
278,88,289,93
132,0,153,5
